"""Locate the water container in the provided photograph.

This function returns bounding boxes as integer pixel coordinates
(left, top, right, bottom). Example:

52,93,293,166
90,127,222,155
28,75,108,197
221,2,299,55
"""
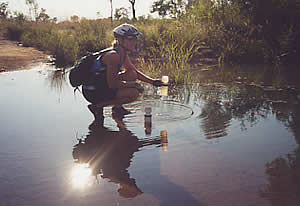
144,107,152,135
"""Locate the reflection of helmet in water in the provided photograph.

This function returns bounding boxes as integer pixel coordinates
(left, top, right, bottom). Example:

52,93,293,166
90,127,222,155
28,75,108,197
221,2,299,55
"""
113,24,141,39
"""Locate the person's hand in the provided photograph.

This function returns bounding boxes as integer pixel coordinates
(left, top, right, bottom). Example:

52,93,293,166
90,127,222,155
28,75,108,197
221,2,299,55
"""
153,79,167,87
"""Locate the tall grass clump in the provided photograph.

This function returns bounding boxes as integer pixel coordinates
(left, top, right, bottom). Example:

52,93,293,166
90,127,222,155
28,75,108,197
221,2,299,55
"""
54,34,79,66
136,18,204,58
138,31,197,84
135,18,205,84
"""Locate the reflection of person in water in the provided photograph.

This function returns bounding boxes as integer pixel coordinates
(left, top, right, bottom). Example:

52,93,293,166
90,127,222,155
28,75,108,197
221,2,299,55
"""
72,115,161,198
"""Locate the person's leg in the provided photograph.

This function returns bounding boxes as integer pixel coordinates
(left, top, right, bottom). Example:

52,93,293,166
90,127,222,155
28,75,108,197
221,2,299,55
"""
94,88,139,115
88,104,104,121
112,87,140,115
82,89,105,122
91,70,139,116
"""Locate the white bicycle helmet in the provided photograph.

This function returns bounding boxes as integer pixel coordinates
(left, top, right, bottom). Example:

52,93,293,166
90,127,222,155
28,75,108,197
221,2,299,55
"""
113,24,141,39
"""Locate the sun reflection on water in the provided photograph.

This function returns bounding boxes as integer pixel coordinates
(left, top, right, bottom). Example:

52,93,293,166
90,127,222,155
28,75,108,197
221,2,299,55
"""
71,163,93,188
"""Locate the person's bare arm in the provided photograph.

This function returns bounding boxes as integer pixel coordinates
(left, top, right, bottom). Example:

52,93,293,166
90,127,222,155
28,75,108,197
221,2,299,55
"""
103,52,138,89
123,55,155,84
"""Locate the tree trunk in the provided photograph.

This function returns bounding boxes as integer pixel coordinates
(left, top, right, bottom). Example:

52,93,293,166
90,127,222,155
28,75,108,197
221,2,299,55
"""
129,0,136,20
110,0,113,24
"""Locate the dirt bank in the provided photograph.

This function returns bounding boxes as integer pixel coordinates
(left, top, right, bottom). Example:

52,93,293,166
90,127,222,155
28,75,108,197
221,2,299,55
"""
0,31,49,72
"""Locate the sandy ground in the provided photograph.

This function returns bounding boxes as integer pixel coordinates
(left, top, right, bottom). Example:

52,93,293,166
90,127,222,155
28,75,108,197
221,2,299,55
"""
0,31,49,72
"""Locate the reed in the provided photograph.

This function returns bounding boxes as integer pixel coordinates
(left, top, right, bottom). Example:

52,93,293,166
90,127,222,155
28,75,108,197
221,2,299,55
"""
138,33,197,84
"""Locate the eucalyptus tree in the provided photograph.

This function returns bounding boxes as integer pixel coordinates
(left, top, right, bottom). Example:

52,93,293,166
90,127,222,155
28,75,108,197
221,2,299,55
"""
25,0,39,21
151,0,186,18
151,0,171,17
114,7,129,20
36,8,50,22
109,0,113,22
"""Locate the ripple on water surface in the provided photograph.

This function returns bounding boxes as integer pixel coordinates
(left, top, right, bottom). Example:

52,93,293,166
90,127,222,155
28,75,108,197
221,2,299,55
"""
124,99,194,124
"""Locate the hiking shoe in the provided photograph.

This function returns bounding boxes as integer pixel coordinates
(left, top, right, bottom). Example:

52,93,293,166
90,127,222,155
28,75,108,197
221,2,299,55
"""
112,106,131,116
88,104,104,121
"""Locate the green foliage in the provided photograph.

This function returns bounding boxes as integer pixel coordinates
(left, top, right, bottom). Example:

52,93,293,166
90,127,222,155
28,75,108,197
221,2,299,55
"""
3,0,299,83
114,7,129,21
137,25,198,84
151,0,186,18
6,22,24,40
25,0,39,21
184,0,300,64
55,34,79,66
36,8,50,22
3,18,113,66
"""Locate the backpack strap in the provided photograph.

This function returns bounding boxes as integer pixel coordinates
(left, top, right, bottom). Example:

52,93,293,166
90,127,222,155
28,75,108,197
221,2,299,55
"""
93,48,125,73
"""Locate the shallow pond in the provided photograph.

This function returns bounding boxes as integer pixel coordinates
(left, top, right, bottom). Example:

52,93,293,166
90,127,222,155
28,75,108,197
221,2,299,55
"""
1,64,300,206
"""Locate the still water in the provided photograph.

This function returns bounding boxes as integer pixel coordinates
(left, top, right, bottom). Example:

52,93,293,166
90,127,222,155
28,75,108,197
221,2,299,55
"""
0,64,300,206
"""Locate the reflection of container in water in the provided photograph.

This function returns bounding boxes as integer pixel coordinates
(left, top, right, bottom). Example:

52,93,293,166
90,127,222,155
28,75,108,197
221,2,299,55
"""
144,107,152,135
145,107,152,115
162,76,169,84
160,130,168,152
160,86,168,96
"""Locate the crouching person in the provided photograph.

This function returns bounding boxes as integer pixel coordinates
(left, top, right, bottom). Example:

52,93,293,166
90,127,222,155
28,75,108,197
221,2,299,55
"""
82,23,164,122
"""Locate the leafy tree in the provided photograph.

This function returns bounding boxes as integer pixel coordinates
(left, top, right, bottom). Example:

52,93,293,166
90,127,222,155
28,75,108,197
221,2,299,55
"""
25,0,39,21
151,0,186,18
151,0,171,17
228,0,300,62
36,8,50,22
0,1,9,18
70,15,79,23
12,11,27,23
170,0,186,17
52,17,57,23
114,7,129,20
109,0,113,22
186,0,200,8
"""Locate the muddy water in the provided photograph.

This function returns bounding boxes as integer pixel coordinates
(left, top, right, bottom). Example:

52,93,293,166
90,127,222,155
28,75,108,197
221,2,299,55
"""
0,64,300,206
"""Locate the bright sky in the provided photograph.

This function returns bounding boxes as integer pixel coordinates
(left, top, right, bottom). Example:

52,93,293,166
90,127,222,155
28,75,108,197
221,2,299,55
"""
6,0,156,20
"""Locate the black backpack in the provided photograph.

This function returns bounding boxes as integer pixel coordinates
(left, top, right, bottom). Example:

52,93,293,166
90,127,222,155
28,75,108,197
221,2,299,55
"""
69,51,101,88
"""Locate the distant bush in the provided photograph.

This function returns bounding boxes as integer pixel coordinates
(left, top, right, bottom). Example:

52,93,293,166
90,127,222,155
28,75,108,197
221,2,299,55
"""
6,22,24,41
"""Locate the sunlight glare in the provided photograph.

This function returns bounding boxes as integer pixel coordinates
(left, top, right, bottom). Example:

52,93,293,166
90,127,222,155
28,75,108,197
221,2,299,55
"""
71,163,92,188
